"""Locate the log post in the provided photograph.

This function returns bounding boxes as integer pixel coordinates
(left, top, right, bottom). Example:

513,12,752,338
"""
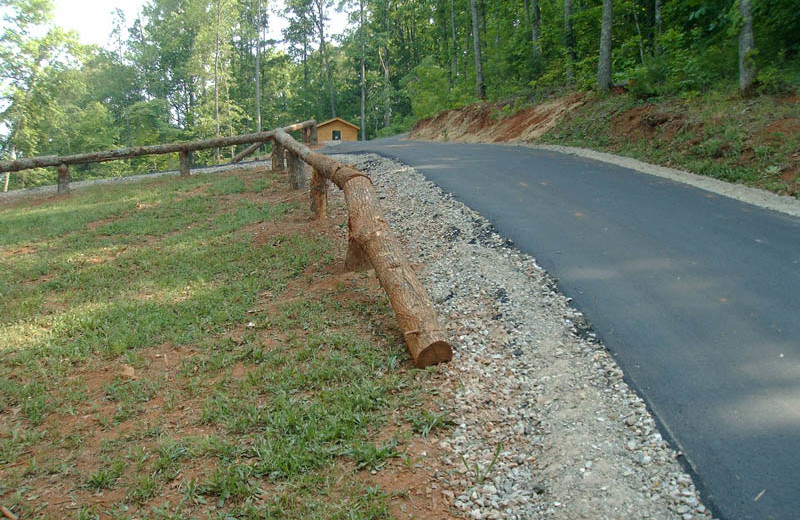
288,152,305,190
272,142,285,172
310,125,318,145
310,166,327,219
274,129,452,368
179,150,191,177
57,164,70,194
345,235,371,272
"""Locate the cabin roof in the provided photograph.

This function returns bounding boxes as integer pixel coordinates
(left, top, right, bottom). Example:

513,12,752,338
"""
317,117,360,130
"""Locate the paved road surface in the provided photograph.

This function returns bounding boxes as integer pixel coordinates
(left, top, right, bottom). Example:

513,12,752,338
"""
326,136,800,520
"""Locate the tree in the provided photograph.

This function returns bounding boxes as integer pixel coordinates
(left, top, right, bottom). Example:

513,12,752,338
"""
313,0,337,117
468,0,484,99
597,0,613,92
738,0,756,96
359,0,366,139
564,0,575,84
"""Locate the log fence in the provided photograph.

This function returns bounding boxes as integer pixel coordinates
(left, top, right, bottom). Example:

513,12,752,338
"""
0,120,453,368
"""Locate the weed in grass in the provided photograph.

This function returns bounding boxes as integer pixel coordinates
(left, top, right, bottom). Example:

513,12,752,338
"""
154,438,189,476
180,479,208,506
85,459,125,490
199,463,255,506
76,507,101,520
127,474,161,503
406,409,455,437
461,443,504,486
345,439,400,471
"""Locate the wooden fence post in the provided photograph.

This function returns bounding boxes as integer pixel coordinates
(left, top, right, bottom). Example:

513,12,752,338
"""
288,152,305,190
310,125,318,145
272,142,285,172
179,150,191,177
310,167,327,219
57,164,70,194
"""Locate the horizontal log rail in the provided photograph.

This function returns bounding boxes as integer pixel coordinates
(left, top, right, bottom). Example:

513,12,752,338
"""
1,120,316,194
0,120,315,173
274,129,453,368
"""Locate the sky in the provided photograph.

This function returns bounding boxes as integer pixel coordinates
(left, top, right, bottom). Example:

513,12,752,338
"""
51,0,350,49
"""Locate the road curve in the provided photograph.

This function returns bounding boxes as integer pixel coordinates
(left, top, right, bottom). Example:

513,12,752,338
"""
326,136,800,520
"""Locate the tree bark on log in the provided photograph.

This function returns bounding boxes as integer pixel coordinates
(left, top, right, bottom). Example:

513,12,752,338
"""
0,121,314,174
311,166,327,219
274,129,452,368
57,164,70,194
232,141,264,163
288,152,305,190
179,150,191,177
272,143,285,172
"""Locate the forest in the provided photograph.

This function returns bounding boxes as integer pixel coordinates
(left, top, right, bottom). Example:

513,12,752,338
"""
1,0,798,189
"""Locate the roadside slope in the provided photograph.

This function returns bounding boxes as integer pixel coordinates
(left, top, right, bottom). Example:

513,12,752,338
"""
410,92,799,197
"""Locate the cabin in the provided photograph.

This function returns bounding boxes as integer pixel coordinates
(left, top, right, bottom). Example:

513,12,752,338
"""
317,117,360,142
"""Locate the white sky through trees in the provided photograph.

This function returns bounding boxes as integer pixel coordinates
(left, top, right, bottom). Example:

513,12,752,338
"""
52,0,349,49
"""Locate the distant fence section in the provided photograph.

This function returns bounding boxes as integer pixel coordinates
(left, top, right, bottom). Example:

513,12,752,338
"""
1,120,452,368
0,121,317,194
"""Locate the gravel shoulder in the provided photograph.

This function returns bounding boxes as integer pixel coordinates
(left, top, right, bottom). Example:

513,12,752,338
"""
335,153,715,520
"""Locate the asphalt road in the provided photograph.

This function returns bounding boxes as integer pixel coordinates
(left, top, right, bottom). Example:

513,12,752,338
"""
326,136,800,520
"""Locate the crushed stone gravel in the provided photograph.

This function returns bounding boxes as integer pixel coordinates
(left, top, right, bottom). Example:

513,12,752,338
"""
332,152,717,520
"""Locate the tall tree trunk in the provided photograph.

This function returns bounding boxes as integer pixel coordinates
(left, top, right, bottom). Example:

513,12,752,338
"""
360,0,366,140
450,0,458,79
531,0,541,57
255,0,263,133
738,0,756,97
214,0,222,163
564,0,575,84
380,47,391,128
469,0,485,99
315,0,336,118
597,0,613,92
654,0,662,54
632,2,645,64
3,144,12,191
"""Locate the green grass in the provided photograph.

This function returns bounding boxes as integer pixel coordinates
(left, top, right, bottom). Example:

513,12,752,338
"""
0,168,447,518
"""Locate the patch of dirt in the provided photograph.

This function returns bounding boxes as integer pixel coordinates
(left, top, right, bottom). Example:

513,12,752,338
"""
411,94,586,143
610,104,689,142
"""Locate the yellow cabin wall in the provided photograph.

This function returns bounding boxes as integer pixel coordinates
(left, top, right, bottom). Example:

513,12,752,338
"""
318,122,359,141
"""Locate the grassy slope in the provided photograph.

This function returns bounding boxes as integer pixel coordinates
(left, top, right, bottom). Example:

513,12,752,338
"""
0,169,451,519
542,90,800,197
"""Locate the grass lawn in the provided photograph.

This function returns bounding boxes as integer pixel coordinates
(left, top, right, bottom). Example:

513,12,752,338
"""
0,167,453,519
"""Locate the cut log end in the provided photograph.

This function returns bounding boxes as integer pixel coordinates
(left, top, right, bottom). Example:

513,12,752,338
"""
414,340,453,368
